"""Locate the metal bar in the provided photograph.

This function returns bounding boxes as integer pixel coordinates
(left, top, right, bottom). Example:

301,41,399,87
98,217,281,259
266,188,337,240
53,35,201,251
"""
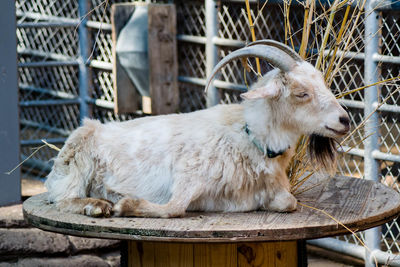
178,76,206,86
339,99,400,113
339,146,365,158
373,53,400,64
21,138,66,146
372,101,400,113
17,21,78,28
213,36,245,48
16,14,112,31
89,60,113,70
18,60,79,68
372,150,400,163
177,35,245,48
16,10,80,24
18,47,76,62
364,1,381,266
86,20,112,31
19,84,77,100
213,80,247,91
308,238,400,266
78,0,90,122
340,146,400,163
20,99,80,107
326,49,400,64
177,34,207,44
365,3,380,171
178,76,247,91
324,49,365,61
86,98,115,109
338,99,365,109
205,0,220,106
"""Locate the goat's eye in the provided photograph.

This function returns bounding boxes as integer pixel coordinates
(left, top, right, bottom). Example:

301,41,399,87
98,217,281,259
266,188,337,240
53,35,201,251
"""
295,92,309,99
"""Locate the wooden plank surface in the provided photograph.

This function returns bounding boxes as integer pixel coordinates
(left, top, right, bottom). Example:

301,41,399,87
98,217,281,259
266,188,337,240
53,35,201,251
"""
23,176,400,242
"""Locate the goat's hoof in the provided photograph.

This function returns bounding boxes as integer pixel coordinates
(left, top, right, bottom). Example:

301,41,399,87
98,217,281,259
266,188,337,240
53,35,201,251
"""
113,197,142,217
83,199,113,218
268,191,297,212
283,198,297,212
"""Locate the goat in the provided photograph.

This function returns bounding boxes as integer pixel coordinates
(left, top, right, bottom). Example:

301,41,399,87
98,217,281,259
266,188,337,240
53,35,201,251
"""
45,40,350,218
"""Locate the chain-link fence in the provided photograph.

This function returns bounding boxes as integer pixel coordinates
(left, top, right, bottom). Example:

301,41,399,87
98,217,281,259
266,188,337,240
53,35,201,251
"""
15,0,400,265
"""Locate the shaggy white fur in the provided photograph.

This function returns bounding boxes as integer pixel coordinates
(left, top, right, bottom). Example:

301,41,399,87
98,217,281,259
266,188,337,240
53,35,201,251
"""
45,61,349,218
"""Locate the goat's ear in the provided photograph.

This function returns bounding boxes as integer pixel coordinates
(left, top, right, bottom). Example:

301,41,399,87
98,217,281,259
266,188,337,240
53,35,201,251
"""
240,80,281,100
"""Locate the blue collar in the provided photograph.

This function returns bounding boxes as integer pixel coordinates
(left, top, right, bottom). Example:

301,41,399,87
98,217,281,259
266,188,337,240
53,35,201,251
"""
244,123,287,158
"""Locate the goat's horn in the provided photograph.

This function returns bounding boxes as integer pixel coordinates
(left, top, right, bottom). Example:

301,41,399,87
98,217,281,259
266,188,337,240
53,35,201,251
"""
247,39,303,62
205,45,296,92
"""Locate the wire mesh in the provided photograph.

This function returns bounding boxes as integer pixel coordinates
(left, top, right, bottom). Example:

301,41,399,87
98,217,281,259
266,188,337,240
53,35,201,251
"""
178,42,207,78
17,27,79,61
177,0,206,36
17,0,80,180
15,0,400,257
16,0,79,19
378,9,400,256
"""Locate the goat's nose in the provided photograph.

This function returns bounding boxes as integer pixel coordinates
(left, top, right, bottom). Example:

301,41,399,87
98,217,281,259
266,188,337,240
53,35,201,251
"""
339,116,350,129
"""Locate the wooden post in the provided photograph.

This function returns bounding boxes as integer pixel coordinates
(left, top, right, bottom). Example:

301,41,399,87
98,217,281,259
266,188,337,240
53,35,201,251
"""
147,4,179,115
123,241,303,267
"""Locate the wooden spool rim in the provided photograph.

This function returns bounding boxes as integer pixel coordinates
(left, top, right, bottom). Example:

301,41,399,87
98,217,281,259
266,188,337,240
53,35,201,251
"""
23,176,400,243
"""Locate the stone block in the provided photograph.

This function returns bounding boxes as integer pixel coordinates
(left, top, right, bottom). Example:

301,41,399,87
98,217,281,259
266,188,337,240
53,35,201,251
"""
0,204,28,228
0,228,70,257
0,254,112,267
102,251,121,267
68,235,120,253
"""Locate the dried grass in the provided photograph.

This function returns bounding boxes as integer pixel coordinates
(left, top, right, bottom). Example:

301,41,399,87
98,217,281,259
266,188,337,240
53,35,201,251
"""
75,0,110,63
5,140,60,175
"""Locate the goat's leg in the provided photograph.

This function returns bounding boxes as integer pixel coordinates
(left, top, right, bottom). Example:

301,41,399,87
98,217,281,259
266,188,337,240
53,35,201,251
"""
266,189,297,212
55,198,114,217
113,186,199,218
112,198,183,218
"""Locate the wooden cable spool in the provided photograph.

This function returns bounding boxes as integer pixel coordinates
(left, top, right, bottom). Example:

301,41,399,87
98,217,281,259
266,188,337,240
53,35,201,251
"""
23,176,400,266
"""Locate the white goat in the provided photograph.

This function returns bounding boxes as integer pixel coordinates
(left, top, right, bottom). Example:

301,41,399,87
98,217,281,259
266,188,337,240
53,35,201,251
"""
45,40,350,218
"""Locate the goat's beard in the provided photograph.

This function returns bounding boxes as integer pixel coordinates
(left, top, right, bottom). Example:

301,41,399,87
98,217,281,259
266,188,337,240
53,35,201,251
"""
307,134,338,175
